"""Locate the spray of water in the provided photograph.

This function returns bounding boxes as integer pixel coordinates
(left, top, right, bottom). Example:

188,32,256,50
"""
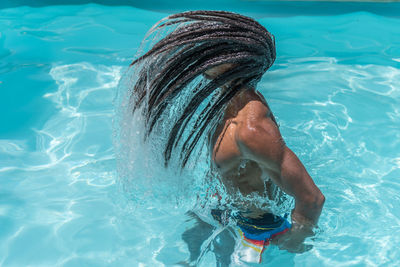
113,11,292,221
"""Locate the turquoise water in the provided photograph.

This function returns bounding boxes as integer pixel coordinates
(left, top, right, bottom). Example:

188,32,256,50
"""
1,3,400,266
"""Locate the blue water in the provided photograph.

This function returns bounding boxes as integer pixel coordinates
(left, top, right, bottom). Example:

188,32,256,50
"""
1,3,400,266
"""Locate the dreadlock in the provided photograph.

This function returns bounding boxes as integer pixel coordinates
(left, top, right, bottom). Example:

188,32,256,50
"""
130,10,276,168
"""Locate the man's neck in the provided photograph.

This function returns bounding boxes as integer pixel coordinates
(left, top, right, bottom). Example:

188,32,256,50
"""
223,86,256,119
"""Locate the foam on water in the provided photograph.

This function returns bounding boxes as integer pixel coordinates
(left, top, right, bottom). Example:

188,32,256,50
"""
0,4,400,266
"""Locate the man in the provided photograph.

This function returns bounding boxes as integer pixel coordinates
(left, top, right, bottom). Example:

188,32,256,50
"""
206,64,324,258
129,10,325,263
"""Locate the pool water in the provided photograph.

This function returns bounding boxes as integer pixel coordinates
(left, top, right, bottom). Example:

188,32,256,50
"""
1,3,400,266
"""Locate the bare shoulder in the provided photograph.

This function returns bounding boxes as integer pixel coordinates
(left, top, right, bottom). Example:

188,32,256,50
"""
236,101,285,169
236,99,281,144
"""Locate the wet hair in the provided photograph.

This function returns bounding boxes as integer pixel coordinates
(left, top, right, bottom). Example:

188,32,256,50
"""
130,10,276,168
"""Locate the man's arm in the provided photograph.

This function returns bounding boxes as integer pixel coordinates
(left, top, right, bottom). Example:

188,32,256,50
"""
274,145,325,225
237,112,325,250
237,115,325,224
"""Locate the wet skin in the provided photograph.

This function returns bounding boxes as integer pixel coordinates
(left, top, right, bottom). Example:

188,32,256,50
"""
206,64,325,252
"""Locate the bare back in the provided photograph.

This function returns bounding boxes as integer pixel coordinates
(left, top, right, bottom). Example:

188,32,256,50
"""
211,87,324,226
211,89,282,213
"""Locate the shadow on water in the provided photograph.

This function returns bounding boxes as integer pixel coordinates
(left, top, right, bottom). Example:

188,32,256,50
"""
1,0,400,18
179,212,236,267
171,212,296,266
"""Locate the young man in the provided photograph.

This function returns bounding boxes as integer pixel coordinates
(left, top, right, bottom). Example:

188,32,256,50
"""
129,10,325,263
206,64,324,256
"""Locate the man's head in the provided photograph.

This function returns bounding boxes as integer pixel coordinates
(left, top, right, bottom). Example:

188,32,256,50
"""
132,11,276,85
130,11,276,167
203,63,236,80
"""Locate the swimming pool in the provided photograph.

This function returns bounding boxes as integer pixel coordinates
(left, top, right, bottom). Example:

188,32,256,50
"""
1,1,400,266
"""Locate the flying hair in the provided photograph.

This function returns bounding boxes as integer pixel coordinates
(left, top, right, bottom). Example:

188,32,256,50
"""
129,10,276,168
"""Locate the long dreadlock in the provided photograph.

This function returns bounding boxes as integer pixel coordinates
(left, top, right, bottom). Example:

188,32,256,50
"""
130,10,276,168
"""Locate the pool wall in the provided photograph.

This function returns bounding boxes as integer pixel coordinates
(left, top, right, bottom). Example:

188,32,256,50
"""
1,0,400,17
